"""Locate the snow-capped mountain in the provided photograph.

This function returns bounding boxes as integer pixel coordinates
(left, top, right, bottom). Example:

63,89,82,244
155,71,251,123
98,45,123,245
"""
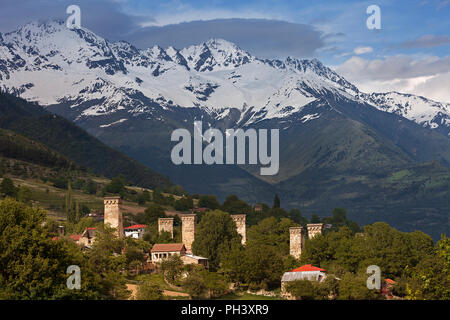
359,92,450,134
2,20,450,239
1,20,449,135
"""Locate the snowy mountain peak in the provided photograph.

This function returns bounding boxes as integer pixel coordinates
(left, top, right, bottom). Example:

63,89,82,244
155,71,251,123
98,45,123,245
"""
181,38,254,71
0,20,449,135
360,91,450,132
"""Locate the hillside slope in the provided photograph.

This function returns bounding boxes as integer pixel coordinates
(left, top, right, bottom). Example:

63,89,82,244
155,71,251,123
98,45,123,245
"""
0,93,171,189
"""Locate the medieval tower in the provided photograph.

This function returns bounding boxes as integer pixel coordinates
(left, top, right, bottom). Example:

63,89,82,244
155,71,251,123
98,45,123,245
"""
307,223,324,239
231,214,246,245
104,196,123,238
158,217,174,238
289,227,305,259
181,214,197,252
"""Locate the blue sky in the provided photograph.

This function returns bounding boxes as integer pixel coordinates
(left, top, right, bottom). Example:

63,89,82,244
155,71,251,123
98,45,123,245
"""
1,0,449,102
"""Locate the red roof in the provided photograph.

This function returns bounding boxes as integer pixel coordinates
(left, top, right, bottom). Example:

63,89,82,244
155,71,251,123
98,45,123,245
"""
290,264,326,272
151,243,185,253
385,278,396,285
124,224,147,230
69,234,82,241
51,234,82,241
86,227,97,230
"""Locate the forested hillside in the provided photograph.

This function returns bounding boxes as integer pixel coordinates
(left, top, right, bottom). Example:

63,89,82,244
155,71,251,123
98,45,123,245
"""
0,92,171,190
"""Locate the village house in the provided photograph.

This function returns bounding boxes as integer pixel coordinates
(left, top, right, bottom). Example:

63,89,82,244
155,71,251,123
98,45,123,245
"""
180,253,209,269
382,278,397,299
51,227,97,247
281,264,327,299
77,227,97,247
150,243,209,268
124,224,147,239
150,243,187,263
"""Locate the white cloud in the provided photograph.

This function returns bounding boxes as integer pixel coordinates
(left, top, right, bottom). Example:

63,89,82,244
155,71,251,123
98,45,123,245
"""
334,55,450,103
353,46,373,55
139,9,287,27
126,19,326,59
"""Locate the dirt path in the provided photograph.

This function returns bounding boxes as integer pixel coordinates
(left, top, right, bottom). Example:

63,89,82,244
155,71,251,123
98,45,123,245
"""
127,284,137,300
163,290,190,297
126,283,190,299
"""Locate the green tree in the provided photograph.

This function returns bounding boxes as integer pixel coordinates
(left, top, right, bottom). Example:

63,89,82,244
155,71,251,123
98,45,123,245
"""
136,282,163,300
246,217,297,255
105,175,126,194
87,224,131,300
201,271,228,298
183,270,207,299
192,210,242,270
338,272,380,300
406,235,450,300
174,196,194,211
83,179,97,195
17,186,32,205
285,279,318,300
198,195,220,210
288,208,308,226
0,177,16,197
161,254,184,284
138,203,166,225
272,194,280,208
221,241,284,290
221,195,251,214
0,198,102,299
242,243,284,290
322,208,360,233
137,189,152,205
310,213,321,223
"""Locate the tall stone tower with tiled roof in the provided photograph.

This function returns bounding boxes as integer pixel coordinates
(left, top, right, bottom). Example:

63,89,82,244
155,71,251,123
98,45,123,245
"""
158,217,174,238
307,223,324,239
231,214,246,245
181,214,197,253
104,196,123,238
289,227,305,259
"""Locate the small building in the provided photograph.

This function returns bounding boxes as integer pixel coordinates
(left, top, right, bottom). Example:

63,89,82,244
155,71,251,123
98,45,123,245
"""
281,264,327,299
181,253,209,269
78,227,97,247
150,243,187,263
124,224,147,239
382,278,397,299
52,227,96,247
192,207,208,213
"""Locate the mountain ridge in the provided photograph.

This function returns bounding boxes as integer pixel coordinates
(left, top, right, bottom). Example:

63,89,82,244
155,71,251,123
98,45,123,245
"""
0,19,448,136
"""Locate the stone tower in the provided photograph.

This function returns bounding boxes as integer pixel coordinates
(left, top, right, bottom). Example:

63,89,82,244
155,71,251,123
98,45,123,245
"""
158,217,174,238
307,223,324,239
289,227,305,259
104,196,123,237
231,214,246,245
181,214,197,252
